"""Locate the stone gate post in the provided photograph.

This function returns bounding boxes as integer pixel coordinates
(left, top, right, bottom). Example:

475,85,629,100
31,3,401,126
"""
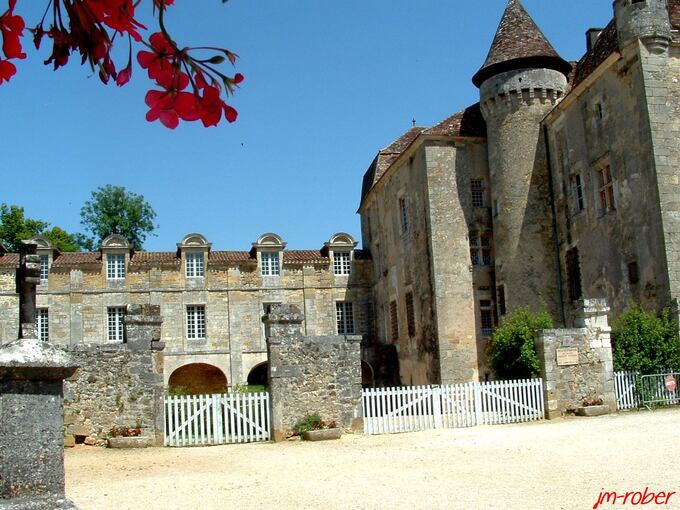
0,241,79,509
264,304,363,441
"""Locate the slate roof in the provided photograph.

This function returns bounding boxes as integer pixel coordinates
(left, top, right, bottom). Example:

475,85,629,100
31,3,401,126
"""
472,0,571,87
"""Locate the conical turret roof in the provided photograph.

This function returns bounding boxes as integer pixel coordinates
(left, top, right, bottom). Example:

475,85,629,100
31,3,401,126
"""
472,0,571,87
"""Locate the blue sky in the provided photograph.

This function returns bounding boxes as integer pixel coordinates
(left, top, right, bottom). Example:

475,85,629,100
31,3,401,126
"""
2,1,613,252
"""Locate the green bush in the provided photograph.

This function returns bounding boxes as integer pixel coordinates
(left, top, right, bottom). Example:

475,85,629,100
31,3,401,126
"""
612,306,680,374
487,307,553,380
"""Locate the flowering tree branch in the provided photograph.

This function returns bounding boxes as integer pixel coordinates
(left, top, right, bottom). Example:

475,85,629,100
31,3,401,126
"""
0,0,243,129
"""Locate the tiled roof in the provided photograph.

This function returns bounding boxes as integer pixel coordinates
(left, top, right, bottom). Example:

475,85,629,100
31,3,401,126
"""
422,103,486,138
130,252,179,265
210,251,254,263
51,252,100,267
670,0,680,36
360,104,487,206
572,20,618,88
472,0,571,87
283,250,329,264
573,1,679,87
0,253,19,268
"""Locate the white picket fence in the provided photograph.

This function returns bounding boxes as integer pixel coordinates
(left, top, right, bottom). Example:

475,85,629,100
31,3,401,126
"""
165,392,271,447
614,371,640,410
362,379,544,435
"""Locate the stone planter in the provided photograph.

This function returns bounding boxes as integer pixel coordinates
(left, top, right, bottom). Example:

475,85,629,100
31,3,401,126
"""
576,405,610,417
107,436,153,448
301,428,342,441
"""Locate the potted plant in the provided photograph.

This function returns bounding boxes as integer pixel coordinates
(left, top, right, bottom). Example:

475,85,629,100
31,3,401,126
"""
576,397,610,417
107,423,152,448
292,414,342,441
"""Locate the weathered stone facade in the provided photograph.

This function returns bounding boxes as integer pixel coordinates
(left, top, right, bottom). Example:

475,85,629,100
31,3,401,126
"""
265,304,362,441
359,0,680,384
0,232,376,391
536,299,616,418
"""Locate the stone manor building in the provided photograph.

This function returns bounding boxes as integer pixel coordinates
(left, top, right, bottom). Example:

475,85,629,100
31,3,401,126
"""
1,0,679,390
359,0,680,385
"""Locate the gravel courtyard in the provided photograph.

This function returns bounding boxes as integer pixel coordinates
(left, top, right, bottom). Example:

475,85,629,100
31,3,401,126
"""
66,408,680,510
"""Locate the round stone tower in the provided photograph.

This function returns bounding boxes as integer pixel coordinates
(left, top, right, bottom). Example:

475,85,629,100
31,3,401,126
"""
614,0,673,54
473,0,572,319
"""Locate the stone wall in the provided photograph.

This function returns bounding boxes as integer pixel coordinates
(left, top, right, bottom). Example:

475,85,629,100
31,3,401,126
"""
536,299,616,419
265,304,362,440
63,304,165,445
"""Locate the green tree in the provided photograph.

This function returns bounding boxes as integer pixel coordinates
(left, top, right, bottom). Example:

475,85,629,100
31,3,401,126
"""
487,307,553,380
612,305,680,374
0,204,80,252
79,185,157,250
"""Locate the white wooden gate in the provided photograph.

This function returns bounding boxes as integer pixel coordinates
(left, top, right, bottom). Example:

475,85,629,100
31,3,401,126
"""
363,379,544,435
165,392,271,446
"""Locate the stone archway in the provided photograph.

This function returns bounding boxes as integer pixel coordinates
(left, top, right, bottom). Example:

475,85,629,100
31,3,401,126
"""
168,363,228,395
361,360,374,388
247,361,269,390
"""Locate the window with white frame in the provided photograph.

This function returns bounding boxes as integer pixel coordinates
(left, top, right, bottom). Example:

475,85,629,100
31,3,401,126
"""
39,255,49,282
333,251,351,275
260,251,280,276
36,308,49,342
399,197,409,234
471,179,485,208
107,307,126,342
596,164,615,214
336,301,355,335
186,305,206,340
185,252,205,278
106,254,126,280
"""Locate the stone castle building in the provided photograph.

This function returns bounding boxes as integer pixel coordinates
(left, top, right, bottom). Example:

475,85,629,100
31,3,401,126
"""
0,0,678,390
359,0,680,384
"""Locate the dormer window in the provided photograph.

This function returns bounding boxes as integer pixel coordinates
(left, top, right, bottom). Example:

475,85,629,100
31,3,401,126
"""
333,251,351,275
107,254,126,280
252,233,286,277
39,254,49,282
261,252,280,276
186,252,204,278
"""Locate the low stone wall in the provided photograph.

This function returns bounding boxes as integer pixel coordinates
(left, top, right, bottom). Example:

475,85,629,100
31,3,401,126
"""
265,304,362,441
536,299,616,419
64,305,165,445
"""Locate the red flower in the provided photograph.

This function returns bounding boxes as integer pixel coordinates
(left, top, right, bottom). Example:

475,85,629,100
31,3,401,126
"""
0,58,15,83
137,32,176,82
86,0,146,42
0,0,26,60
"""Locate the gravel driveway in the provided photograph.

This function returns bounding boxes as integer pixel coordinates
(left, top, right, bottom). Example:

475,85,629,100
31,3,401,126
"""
66,408,680,510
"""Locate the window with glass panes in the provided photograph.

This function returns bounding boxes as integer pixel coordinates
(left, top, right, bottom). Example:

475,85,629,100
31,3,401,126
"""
106,254,126,280
39,255,49,282
399,197,409,234
480,300,494,336
186,305,206,340
597,165,615,213
336,301,355,335
333,251,351,275
571,173,584,213
37,308,49,341
471,179,485,207
469,231,493,266
260,252,280,276
107,307,126,342
185,252,204,277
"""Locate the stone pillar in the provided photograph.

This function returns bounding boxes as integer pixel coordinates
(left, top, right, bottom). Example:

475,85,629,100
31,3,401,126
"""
264,304,362,441
536,299,616,419
0,242,79,509
124,304,165,445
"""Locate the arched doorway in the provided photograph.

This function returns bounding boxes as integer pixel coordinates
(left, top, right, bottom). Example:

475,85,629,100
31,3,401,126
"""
168,363,228,395
247,362,269,391
361,360,374,388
